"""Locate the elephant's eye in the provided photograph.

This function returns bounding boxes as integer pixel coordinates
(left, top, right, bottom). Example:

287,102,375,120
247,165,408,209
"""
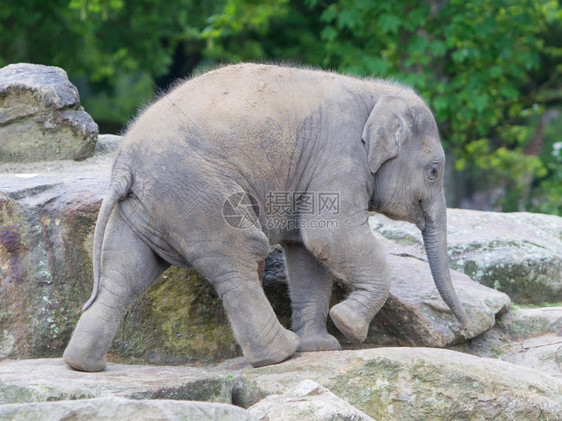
426,164,439,180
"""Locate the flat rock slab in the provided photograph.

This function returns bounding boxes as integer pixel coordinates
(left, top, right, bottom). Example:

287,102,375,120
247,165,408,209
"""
0,397,255,421
371,210,562,304
0,63,98,162
506,306,562,338
460,306,562,377
226,348,562,420
504,334,562,376
0,358,232,404
248,379,374,421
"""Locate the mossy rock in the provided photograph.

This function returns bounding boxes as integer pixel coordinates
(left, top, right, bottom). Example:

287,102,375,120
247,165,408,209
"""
112,267,239,365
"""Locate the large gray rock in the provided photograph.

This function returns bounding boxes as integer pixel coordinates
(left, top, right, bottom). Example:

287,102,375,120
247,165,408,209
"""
266,237,511,350
0,397,255,421
0,63,98,162
0,137,117,361
362,240,510,348
248,379,374,421
227,348,562,420
370,210,562,304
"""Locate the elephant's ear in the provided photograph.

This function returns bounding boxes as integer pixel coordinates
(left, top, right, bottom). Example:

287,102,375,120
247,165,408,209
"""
362,97,408,174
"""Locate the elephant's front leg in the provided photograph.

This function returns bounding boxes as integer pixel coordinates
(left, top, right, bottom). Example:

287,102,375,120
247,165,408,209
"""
63,209,169,371
301,216,390,344
282,242,340,352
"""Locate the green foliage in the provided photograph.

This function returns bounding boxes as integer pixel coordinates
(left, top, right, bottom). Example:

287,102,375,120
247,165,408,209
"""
78,73,154,132
202,0,289,40
201,0,322,64
0,0,560,213
458,138,546,211
1,0,220,125
201,0,290,62
490,345,505,358
311,1,546,146
530,140,562,215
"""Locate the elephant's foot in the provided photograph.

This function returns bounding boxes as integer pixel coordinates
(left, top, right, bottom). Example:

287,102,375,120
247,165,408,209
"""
62,318,112,371
63,341,107,372
329,302,370,344
297,333,341,352
244,327,299,368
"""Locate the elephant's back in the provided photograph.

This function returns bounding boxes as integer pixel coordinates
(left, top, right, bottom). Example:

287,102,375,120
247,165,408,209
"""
166,63,361,134
122,63,412,152
119,64,365,167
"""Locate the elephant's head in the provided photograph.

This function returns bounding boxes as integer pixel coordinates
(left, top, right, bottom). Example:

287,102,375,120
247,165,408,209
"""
362,95,468,329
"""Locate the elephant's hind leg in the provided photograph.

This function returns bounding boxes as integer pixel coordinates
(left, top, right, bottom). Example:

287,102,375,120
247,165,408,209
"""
63,208,169,372
283,242,340,352
191,229,299,367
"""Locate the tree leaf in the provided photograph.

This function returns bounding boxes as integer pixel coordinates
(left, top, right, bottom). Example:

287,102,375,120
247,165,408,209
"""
429,40,447,57
378,13,401,34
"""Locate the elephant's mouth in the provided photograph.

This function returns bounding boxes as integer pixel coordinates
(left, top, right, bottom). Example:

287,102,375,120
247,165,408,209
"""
415,200,426,231
368,195,380,212
371,195,424,230
379,205,424,229
388,201,425,230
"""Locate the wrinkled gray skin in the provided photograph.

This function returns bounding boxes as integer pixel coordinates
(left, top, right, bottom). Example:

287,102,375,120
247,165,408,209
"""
63,64,468,372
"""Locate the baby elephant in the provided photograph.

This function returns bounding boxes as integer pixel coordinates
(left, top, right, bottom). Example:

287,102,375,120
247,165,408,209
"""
64,64,467,371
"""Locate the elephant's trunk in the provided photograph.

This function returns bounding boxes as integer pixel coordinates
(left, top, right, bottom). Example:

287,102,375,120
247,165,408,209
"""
421,194,468,329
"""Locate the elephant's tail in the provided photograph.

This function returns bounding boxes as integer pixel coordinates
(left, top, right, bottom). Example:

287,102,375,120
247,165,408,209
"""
81,165,133,311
